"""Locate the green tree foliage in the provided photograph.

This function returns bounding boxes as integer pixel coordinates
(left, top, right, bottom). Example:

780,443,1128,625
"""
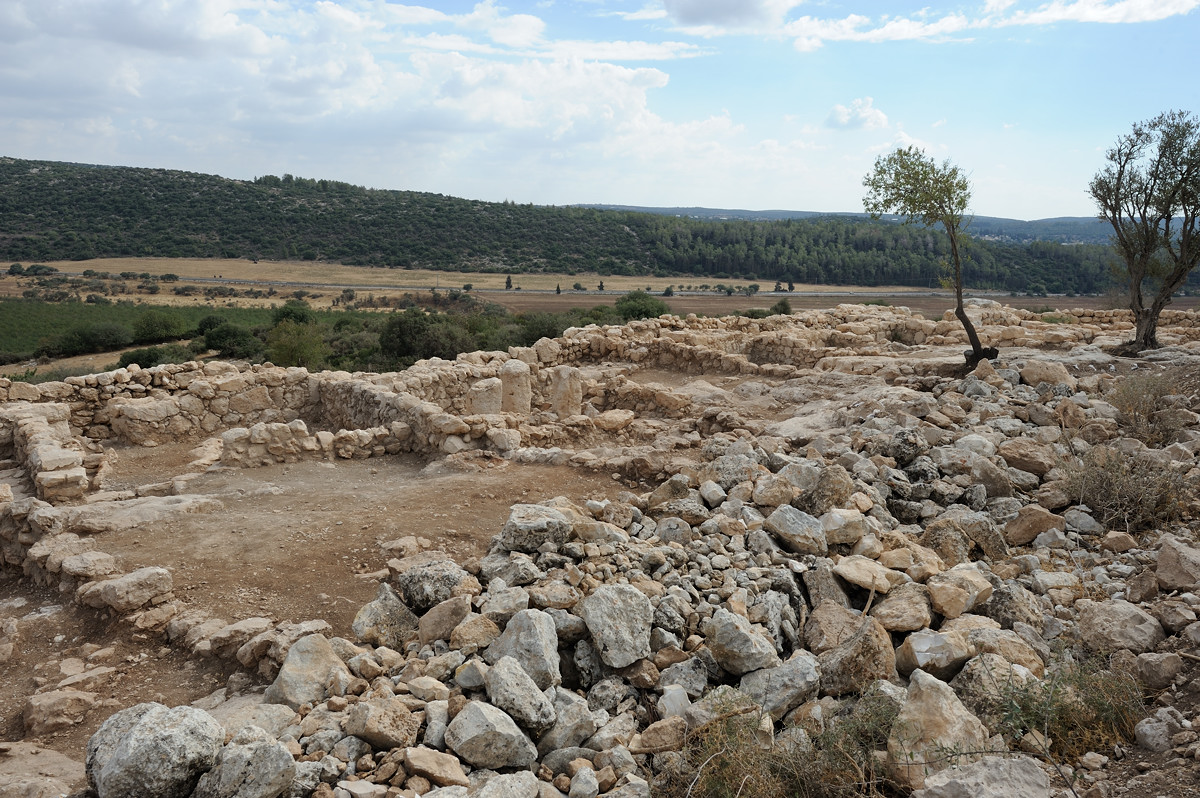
132,309,184,343
1090,109,1200,352
864,146,994,364
379,307,432,362
266,320,328,369
204,323,261,360
195,315,227,337
378,307,482,365
614,290,669,321
43,323,133,357
272,299,315,326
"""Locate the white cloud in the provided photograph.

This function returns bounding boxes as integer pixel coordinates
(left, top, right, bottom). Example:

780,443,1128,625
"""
827,97,889,130
773,1,1197,51
457,0,546,48
618,7,670,22
1001,0,1200,25
786,12,971,51
662,0,805,31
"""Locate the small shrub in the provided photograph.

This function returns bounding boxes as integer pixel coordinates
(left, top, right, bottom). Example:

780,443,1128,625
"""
985,660,1144,761
266,320,328,369
615,290,669,321
1061,445,1188,532
272,299,315,326
1108,373,1183,447
132,309,185,343
654,693,900,798
116,344,194,369
861,298,890,307
770,298,792,315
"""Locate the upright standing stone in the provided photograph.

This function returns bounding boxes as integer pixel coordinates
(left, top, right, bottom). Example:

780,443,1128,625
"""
548,366,584,417
500,360,532,414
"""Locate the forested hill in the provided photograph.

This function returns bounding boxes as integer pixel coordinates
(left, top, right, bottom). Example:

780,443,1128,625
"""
0,156,1117,293
579,205,1112,245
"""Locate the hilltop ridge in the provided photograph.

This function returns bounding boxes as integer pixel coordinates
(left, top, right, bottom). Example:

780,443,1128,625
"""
0,156,1117,294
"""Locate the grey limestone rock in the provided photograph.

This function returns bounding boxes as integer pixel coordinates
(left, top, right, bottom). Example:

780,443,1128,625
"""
910,755,1049,798
763,505,827,556
1078,599,1165,655
485,608,562,689
395,559,472,613
444,701,538,770
738,651,820,720
703,608,781,676
484,656,557,733
352,582,418,649
192,725,296,798
497,504,574,554
577,584,653,669
86,702,223,798
263,634,351,710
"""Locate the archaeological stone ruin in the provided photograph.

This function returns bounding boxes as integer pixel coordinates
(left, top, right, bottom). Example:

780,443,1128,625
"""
4,300,1200,797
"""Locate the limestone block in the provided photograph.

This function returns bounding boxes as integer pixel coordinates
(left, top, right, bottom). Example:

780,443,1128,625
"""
468,378,503,414
90,567,174,613
444,701,538,770
1157,534,1200,592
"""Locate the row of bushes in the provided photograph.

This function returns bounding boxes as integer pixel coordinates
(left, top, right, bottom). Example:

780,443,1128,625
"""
8,290,692,376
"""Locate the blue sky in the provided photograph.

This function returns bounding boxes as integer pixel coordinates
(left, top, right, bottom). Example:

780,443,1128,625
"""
1,0,1197,219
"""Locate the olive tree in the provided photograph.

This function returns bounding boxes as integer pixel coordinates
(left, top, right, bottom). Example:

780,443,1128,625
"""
1089,110,1200,352
863,146,994,365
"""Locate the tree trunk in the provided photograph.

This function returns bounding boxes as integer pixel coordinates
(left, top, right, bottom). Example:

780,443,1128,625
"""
948,229,990,365
1133,306,1159,351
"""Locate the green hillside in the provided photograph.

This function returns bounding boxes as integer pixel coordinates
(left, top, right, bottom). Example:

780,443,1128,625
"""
0,156,1118,293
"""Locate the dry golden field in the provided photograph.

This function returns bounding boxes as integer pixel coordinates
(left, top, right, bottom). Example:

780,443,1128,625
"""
14,256,1200,319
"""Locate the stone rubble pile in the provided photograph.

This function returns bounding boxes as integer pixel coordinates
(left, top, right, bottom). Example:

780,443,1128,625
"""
4,302,1200,798
71,350,1200,798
